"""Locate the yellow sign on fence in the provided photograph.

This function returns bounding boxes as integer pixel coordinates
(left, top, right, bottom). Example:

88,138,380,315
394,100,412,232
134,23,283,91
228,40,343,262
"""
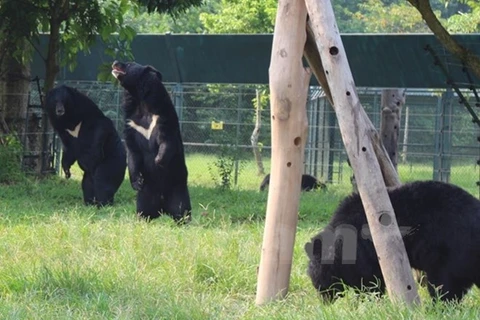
211,121,224,130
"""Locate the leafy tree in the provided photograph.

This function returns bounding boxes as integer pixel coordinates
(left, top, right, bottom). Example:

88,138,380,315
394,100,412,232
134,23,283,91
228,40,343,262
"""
200,0,277,34
135,0,203,16
354,0,434,32
124,2,217,34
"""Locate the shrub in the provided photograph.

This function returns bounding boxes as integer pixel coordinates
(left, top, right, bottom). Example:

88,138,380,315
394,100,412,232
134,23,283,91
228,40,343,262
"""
0,134,25,184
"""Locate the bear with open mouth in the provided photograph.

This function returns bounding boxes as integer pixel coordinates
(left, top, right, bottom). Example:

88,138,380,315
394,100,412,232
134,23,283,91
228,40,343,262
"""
112,61,191,222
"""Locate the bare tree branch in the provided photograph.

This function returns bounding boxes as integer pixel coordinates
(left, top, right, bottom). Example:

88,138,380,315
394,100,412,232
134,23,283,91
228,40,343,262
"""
407,0,480,79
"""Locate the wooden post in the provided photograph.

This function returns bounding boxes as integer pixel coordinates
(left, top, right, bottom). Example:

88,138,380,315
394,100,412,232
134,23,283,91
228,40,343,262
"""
255,0,311,305
251,89,265,176
304,0,420,305
380,89,406,170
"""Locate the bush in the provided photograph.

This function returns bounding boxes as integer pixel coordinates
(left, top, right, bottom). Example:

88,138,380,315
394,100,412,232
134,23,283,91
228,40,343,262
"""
0,134,25,184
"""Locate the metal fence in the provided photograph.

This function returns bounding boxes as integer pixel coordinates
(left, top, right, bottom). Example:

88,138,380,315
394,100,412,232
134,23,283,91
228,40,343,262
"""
1,81,479,195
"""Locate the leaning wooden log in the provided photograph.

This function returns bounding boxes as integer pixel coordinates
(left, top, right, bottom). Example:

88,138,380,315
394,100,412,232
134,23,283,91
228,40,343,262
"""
304,0,420,305
303,18,400,188
255,0,311,305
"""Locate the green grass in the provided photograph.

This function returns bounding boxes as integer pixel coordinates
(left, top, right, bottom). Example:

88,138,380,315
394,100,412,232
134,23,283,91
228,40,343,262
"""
0,155,479,319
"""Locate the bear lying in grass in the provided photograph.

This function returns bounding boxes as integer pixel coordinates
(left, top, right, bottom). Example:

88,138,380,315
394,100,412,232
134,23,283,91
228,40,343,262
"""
259,173,326,192
45,85,126,206
305,180,480,302
111,61,191,222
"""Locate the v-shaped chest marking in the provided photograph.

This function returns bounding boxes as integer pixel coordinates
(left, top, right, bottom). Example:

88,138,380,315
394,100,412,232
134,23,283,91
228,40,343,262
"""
127,114,159,140
66,122,82,138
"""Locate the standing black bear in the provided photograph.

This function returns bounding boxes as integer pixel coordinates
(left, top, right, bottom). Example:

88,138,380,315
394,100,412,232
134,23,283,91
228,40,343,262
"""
45,85,126,206
305,180,480,302
259,173,326,192
111,61,191,222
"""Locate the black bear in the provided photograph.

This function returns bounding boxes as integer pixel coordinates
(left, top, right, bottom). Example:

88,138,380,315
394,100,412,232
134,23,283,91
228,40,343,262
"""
45,85,126,206
111,61,191,222
305,180,480,302
259,173,326,192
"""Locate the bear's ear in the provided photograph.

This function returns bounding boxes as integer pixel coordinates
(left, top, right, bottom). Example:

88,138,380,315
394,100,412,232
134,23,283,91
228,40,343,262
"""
145,65,162,81
312,238,322,256
305,238,322,259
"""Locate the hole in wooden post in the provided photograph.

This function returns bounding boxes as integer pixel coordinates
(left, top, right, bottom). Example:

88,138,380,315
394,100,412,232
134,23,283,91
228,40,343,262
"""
379,213,392,226
407,285,412,290
294,137,301,146
325,70,329,75
329,46,339,55
361,147,366,152
272,115,275,120
287,162,292,167
346,91,351,96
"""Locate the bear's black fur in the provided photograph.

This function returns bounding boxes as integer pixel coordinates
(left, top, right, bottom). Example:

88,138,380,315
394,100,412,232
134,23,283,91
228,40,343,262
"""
305,180,480,302
112,61,191,222
259,173,326,192
45,85,126,206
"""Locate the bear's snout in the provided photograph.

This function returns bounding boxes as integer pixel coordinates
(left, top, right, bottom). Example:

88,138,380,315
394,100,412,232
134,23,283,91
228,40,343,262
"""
56,103,65,116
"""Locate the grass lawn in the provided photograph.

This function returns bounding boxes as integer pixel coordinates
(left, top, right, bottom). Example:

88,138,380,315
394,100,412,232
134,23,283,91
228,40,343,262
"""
0,155,479,319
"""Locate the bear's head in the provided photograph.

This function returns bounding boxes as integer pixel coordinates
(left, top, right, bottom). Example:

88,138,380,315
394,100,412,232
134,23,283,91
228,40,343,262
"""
111,61,163,92
305,232,347,302
45,85,103,130
45,85,77,119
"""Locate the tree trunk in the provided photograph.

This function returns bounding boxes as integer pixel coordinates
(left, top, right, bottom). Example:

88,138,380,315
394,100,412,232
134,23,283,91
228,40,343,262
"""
256,0,311,305
0,40,31,161
305,0,420,305
0,52,29,138
380,89,406,170
251,89,265,176
37,17,62,175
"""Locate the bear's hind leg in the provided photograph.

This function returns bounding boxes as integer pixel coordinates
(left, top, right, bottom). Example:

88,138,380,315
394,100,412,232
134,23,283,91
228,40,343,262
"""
136,186,162,220
92,165,120,207
164,185,192,223
81,173,95,205
426,270,472,302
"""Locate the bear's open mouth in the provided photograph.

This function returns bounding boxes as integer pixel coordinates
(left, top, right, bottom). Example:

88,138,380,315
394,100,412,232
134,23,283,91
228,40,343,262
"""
111,67,126,79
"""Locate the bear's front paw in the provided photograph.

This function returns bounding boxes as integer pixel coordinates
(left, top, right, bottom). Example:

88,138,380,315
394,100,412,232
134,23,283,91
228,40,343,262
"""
131,176,144,191
63,167,71,179
154,154,164,167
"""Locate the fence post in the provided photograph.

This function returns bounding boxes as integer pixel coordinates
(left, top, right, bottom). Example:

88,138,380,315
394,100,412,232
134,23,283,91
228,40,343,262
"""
305,89,314,175
173,83,184,130
234,85,242,186
433,88,453,182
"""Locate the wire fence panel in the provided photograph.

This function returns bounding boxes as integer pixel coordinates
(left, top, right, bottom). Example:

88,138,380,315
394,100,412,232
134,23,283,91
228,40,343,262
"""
0,82,478,195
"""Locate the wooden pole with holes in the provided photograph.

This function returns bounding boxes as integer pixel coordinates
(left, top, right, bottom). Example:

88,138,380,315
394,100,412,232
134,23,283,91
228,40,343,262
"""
255,0,311,305
304,0,420,305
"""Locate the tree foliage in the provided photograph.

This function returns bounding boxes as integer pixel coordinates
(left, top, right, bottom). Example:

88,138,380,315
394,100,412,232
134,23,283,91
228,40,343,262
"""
200,0,277,33
124,2,218,34
135,0,204,17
